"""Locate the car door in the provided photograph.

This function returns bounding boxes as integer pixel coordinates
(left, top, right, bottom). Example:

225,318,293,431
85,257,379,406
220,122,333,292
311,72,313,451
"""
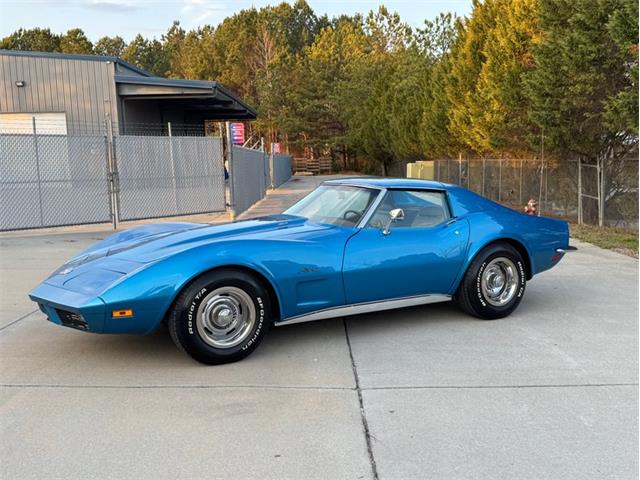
342,189,469,304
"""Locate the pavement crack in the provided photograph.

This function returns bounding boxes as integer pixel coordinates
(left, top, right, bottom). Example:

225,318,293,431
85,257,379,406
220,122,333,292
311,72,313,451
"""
362,383,639,391
0,310,38,332
343,318,379,480
0,384,354,391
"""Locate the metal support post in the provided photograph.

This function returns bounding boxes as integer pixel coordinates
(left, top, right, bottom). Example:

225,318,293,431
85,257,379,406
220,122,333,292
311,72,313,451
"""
32,117,44,227
519,159,523,206
498,158,502,203
578,158,583,224
225,122,237,220
167,122,179,212
105,114,118,229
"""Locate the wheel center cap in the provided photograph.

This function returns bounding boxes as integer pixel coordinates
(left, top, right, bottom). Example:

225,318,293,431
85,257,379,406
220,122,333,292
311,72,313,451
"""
487,271,505,294
215,307,234,327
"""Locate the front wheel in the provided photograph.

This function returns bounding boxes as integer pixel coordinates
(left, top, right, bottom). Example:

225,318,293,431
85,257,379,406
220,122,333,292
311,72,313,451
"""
455,242,526,319
168,269,271,364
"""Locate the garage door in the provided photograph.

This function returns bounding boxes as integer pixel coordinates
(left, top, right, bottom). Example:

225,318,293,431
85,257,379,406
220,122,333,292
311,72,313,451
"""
0,112,67,135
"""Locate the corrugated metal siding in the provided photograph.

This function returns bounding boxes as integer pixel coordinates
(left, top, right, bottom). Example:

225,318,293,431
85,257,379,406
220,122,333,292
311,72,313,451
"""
0,54,119,135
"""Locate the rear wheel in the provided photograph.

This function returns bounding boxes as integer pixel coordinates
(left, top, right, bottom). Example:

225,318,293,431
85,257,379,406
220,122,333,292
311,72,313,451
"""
456,242,526,319
168,269,271,365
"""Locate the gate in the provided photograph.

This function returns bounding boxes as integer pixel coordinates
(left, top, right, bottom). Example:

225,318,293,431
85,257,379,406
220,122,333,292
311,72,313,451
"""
114,135,226,221
230,145,268,216
270,154,292,188
0,132,112,231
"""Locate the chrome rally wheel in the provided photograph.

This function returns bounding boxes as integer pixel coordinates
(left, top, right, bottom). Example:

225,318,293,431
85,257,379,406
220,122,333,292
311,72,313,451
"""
480,257,519,307
456,242,526,320
196,287,256,349
168,270,271,365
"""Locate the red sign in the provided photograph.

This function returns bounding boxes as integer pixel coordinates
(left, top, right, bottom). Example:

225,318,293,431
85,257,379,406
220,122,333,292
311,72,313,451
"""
230,123,244,145
272,142,281,154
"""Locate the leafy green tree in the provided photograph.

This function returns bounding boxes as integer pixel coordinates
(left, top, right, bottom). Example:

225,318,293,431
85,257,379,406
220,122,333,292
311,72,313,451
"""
363,6,413,53
0,28,61,51
417,13,460,157
94,36,126,57
291,18,368,164
179,26,219,80
60,28,93,54
121,34,169,76
162,21,186,78
446,0,501,154
604,0,638,135
345,7,419,174
524,0,638,160
474,0,540,155
0,0,635,177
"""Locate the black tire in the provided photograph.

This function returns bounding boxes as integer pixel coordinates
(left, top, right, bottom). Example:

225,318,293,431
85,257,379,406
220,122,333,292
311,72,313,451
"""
168,269,271,365
455,242,526,320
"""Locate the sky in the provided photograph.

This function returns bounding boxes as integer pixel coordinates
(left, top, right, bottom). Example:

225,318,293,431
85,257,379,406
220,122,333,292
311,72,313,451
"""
0,0,472,41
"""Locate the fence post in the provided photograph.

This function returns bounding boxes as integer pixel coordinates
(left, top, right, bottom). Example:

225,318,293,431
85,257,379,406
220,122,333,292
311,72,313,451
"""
578,158,583,224
481,158,485,196
269,149,275,189
225,122,237,220
538,158,544,216
466,158,469,187
167,122,179,213
458,153,462,185
104,114,118,230
519,159,523,206
498,158,502,203
260,137,269,193
597,156,604,227
539,128,545,216
32,117,45,227
599,155,606,227
544,160,549,215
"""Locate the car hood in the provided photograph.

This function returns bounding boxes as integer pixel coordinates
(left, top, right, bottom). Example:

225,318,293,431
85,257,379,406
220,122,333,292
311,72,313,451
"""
44,214,327,292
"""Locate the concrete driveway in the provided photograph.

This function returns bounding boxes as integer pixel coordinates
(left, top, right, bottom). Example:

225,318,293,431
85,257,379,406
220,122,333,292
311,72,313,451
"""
1,176,638,479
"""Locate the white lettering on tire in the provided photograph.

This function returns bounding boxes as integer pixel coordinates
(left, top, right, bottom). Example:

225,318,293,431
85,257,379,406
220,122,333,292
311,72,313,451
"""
242,296,264,351
188,287,208,335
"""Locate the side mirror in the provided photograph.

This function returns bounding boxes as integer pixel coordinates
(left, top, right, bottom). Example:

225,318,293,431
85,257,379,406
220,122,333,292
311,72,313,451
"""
383,208,405,235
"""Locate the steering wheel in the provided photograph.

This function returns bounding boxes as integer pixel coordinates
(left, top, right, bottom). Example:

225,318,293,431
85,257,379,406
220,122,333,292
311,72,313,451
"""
343,209,363,223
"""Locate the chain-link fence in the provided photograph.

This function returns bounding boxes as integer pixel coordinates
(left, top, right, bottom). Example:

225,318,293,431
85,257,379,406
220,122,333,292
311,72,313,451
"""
231,145,269,216
115,135,226,221
270,154,292,188
1,118,296,231
1,120,228,231
0,132,112,230
432,157,638,229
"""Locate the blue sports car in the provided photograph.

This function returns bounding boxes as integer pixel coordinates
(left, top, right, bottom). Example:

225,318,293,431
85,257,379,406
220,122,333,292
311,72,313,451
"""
30,178,570,364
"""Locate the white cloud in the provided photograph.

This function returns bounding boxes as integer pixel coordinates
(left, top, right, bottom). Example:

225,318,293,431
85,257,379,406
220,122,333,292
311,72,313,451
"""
181,0,226,24
84,0,140,12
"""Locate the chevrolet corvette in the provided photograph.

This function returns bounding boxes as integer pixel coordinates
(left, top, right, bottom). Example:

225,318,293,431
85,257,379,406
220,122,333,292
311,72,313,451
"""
30,178,570,364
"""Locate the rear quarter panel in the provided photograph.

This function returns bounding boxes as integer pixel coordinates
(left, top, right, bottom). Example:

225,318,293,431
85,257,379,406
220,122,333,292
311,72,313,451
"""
447,186,569,290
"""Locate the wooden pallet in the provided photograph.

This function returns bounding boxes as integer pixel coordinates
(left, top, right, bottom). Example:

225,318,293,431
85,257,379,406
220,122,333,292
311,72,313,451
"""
293,157,332,175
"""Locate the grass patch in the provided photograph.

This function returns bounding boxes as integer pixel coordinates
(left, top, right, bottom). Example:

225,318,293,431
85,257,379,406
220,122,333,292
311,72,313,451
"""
570,223,638,257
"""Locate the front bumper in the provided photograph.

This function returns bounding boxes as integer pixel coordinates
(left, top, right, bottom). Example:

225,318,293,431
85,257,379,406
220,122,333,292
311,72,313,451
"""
29,282,106,333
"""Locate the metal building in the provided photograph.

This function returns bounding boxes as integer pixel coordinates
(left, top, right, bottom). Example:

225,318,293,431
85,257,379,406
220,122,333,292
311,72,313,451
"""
0,49,256,135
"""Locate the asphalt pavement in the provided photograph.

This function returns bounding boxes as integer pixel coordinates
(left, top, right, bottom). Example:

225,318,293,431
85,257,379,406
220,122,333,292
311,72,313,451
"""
1,175,637,479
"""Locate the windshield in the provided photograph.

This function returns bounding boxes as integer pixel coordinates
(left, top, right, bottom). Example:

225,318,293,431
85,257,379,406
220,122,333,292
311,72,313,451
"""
284,185,379,226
